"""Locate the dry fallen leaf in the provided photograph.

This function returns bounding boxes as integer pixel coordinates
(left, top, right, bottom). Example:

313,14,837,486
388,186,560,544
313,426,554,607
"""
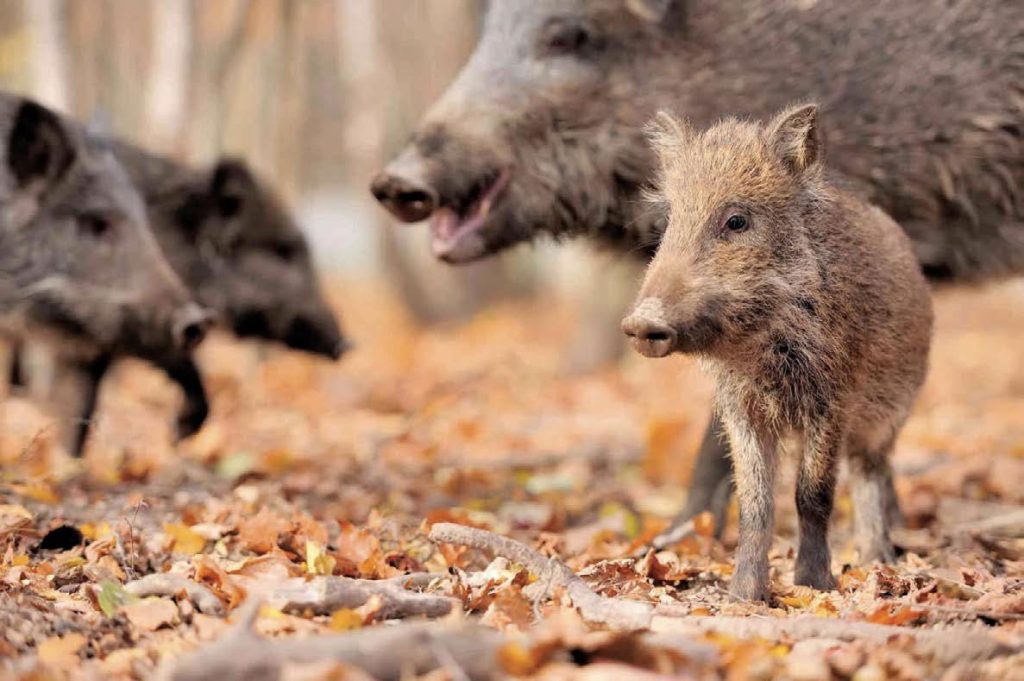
37,633,86,670
0,504,33,538
122,597,179,632
237,507,290,554
164,523,207,556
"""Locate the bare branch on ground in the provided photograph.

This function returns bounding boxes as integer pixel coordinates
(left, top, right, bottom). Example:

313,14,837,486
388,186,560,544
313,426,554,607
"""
429,522,653,630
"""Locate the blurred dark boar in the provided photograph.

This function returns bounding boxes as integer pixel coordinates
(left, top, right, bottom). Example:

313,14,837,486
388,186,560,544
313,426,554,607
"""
623,107,932,599
110,145,346,360
0,93,208,369
372,0,1023,539
23,141,349,455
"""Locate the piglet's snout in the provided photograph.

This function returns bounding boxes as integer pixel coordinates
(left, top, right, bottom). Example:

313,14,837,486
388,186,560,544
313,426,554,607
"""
622,297,677,358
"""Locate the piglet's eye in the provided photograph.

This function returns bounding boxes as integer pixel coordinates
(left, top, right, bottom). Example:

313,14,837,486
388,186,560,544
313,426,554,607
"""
724,214,749,232
78,213,112,238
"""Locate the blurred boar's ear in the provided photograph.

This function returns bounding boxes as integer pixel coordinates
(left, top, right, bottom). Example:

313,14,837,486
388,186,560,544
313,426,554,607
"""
210,158,255,220
645,110,693,171
7,100,75,191
767,103,821,176
625,0,675,22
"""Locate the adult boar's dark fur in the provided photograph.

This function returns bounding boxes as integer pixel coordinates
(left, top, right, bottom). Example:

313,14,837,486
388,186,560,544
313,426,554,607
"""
372,0,1024,540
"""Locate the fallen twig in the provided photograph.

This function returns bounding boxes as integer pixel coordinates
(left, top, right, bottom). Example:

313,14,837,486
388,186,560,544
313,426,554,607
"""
953,509,1024,537
429,522,652,630
650,615,1021,665
125,574,225,616
270,573,455,619
157,599,504,681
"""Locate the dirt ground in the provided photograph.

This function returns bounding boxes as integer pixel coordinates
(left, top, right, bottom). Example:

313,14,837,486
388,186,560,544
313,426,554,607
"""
1,279,1022,680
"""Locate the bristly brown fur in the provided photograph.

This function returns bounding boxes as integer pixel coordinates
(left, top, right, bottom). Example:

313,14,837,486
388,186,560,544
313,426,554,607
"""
627,105,933,601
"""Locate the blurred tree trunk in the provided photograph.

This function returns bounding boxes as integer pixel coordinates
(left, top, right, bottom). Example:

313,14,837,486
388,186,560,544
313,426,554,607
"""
0,4,27,95
24,0,69,111
336,0,532,324
184,0,251,165
145,0,190,152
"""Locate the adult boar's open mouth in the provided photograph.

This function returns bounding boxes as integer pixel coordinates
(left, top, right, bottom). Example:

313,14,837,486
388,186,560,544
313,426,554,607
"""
430,169,511,263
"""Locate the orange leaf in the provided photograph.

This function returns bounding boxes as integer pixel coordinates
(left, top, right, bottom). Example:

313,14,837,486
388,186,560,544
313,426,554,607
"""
498,641,542,676
194,555,246,609
237,508,289,554
37,633,86,670
164,523,206,555
693,511,716,539
329,608,363,632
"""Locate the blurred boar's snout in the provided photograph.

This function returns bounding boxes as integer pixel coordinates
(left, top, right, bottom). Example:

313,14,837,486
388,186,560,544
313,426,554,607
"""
173,304,214,351
370,150,437,223
285,310,350,360
622,298,677,359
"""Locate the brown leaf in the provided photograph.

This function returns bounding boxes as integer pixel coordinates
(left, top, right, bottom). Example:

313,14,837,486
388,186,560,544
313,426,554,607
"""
193,555,246,609
237,507,290,554
334,522,383,577
0,504,33,538
122,597,179,632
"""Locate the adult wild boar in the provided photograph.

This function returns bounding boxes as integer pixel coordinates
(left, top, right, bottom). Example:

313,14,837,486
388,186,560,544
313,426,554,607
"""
13,140,349,456
371,0,1024,541
0,93,210,448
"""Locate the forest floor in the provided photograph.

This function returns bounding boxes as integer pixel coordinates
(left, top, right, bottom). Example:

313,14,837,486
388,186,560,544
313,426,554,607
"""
1,279,1022,680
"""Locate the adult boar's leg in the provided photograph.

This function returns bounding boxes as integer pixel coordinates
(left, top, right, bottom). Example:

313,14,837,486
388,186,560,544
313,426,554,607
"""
51,355,112,457
652,412,734,548
159,357,209,442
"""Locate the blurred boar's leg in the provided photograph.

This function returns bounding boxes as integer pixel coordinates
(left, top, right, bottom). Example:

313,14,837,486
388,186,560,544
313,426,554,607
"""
60,352,209,457
158,356,209,442
50,355,110,456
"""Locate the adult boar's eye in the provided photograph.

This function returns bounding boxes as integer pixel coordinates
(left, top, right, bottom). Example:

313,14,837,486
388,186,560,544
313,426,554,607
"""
78,213,112,238
724,214,749,233
272,243,299,262
543,21,594,56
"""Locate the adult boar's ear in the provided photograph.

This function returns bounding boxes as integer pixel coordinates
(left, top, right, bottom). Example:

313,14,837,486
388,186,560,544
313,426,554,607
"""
768,104,821,175
210,158,256,220
625,0,676,22
7,100,75,191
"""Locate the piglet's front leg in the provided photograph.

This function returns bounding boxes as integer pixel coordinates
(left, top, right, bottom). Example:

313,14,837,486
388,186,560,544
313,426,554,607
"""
723,413,778,602
794,422,842,591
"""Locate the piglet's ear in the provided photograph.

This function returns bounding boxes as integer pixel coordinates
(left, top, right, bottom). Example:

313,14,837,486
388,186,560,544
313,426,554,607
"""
625,0,675,22
767,104,821,175
7,100,75,190
210,158,255,220
645,110,693,171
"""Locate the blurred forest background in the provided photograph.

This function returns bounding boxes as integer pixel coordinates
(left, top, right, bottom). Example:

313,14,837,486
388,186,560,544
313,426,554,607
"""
0,0,638,331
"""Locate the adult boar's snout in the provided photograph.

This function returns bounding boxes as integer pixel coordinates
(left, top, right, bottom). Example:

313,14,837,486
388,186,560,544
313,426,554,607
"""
622,303,677,359
370,152,438,223
284,310,348,360
173,304,214,352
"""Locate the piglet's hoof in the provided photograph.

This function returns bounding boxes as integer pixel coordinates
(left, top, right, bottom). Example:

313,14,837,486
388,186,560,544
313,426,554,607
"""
730,568,771,603
857,540,897,565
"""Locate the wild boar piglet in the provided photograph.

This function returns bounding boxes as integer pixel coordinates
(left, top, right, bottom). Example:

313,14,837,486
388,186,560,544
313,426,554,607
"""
622,105,933,601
